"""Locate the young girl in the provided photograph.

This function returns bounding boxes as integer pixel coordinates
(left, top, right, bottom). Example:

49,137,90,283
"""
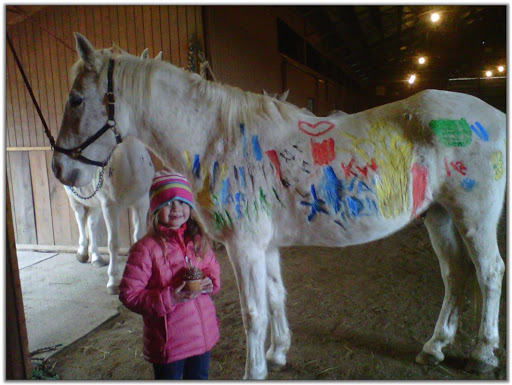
119,172,220,380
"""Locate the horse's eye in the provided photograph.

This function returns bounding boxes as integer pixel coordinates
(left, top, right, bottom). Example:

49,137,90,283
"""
69,94,83,107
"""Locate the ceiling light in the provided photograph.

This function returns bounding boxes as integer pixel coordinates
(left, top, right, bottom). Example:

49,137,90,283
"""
431,13,440,22
408,74,416,84
418,57,426,65
485,71,492,77
498,66,504,72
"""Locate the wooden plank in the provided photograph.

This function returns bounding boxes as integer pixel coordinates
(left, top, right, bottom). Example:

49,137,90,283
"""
125,6,137,55
16,244,130,255
93,6,104,48
41,10,60,138
83,5,95,48
195,6,205,52
45,151,73,245
6,177,32,379
60,6,75,88
21,20,41,147
25,15,45,147
142,5,153,56
11,27,32,147
159,6,170,62
9,151,37,244
6,48,17,148
109,6,120,47
76,4,87,35
33,10,55,143
134,6,145,55
116,6,128,50
29,151,54,245
101,5,112,47
6,153,18,240
53,7,71,131
177,6,188,68
169,6,180,66
16,23,35,147
187,5,196,42
6,27,24,147
151,6,162,57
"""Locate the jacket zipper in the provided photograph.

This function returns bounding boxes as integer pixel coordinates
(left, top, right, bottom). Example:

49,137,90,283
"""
195,299,208,350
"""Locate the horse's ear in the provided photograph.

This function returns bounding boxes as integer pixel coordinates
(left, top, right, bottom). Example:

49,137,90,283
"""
279,89,290,101
262,89,269,96
111,43,123,56
155,51,163,61
140,48,149,59
74,32,100,70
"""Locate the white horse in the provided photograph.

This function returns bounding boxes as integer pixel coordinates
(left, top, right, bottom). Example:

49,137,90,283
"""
62,49,157,295
53,34,506,378
263,89,348,117
63,135,154,294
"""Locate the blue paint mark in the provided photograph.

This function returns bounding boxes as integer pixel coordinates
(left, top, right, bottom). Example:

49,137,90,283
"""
192,155,200,178
357,181,373,194
461,178,476,191
366,197,379,213
220,178,234,205
346,196,364,217
470,121,489,141
238,167,246,189
300,185,329,221
251,135,263,161
322,166,344,213
210,161,219,190
348,177,357,192
235,192,246,218
240,123,248,158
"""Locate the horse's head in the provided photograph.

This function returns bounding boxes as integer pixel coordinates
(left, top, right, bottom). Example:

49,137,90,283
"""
52,33,121,187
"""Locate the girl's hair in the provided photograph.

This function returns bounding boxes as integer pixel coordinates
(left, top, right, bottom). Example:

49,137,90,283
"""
149,205,210,258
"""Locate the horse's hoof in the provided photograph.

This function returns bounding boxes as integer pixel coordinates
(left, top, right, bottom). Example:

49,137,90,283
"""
107,286,119,295
76,252,89,263
464,358,497,374
91,258,108,267
415,351,441,366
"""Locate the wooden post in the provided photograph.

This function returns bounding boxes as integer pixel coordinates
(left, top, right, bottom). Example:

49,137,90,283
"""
6,175,32,379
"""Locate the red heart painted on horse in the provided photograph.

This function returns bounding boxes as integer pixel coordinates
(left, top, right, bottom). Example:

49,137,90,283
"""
298,120,335,137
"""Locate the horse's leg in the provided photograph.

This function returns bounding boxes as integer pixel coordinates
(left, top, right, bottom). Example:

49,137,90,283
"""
71,203,89,263
452,205,505,373
102,203,122,295
130,197,149,242
265,246,291,371
87,207,107,267
416,204,472,366
225,241,269,379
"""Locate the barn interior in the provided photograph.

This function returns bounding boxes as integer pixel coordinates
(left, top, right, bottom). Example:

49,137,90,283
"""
5,5,507,380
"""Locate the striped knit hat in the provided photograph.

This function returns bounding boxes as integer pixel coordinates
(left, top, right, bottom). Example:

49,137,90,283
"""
149,171,195,215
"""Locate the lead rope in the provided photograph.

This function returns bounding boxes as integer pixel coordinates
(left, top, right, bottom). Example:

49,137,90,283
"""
188,41,217,82
7,31,106,199
70,168,105,200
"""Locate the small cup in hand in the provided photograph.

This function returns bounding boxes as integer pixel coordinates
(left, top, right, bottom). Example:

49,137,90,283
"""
183,266,204,292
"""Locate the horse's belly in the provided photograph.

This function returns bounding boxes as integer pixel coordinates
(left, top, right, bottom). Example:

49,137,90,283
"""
274,209,412,248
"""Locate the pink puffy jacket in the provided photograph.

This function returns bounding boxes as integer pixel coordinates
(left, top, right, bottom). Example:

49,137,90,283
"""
119,224,220,364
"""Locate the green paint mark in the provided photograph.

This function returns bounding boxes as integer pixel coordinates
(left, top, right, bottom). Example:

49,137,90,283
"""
213,212,225,230
224,210,233,228
211,193,219,206
259,187,270,214
429,118,472,147
253,200,259,219
244,199,251,220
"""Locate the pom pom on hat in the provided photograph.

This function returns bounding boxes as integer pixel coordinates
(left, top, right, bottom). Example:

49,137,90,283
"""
149,171,194,214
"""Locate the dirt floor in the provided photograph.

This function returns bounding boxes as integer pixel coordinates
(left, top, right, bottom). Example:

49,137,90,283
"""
50,213,507,380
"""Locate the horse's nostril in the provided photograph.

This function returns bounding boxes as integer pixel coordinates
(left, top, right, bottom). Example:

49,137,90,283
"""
52,161,62,179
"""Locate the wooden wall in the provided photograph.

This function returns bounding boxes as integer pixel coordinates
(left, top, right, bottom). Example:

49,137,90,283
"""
204,6,370,116
6,5,204,247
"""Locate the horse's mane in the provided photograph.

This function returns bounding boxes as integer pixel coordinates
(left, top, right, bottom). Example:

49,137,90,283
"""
109,52,300,138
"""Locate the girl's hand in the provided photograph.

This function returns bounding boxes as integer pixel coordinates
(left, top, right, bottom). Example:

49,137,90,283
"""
200,277,213,294
170,282,200,304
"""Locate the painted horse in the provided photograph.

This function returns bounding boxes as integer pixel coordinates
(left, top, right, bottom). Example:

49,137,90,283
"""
53,34,506,378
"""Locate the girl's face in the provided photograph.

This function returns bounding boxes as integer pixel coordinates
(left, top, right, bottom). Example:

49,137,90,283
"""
158,200,191,229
